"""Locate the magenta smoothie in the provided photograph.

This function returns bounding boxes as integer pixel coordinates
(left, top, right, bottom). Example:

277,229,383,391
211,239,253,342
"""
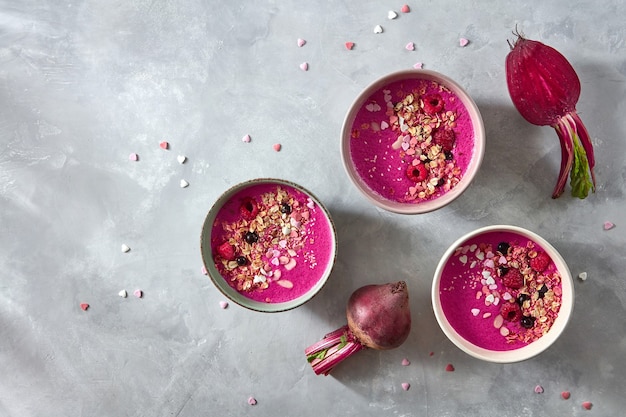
349,78,474,203
439,230,563,351
210,182,334,303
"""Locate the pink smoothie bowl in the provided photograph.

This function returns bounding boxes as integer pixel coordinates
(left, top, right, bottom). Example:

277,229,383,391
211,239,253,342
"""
200,178,337,313
431,225,574,363
341,69,485,214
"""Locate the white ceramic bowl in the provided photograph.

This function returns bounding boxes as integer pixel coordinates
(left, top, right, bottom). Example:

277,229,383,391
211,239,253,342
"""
432,225,574,362
200,178,337,313
341,69,485,214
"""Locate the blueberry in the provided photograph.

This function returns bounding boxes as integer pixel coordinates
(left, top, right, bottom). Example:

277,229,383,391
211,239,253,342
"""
280,203,292,214
521,316,535,329
538,284,549,299
444,150,454,160
497,242,510,254
517,293,530,306
236,256,247,266
244,231,258,244
498,266,509,277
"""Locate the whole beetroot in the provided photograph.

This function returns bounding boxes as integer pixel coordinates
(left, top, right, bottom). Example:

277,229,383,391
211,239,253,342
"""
305,281,411,375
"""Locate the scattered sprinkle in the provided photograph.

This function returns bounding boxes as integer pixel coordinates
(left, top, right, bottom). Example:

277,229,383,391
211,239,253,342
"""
582,401,593,410
388,10,398,19
401,358,410,366
273,143,282,152
603,221,615,230
133,289,143,298
121,244,130,253
345,41,355,50
429,351,434,356
118,290,128,298
80,303,89,311
534,385,544,394
159,141,169,150
201,265,208,275
297,38,306,47
299,62,309,71
374,25,383,34
247,397,257,406
177,155,187,164
242,134,251,143
219,301,229,309
405,42,415,51
129,153,138,161
459,37,470,47
445,363,455,372
578,271,588,281
561,391,571,400
471,308,480,316
413,62,423,69
401,4,410,13
401,382,410,391
180,179,189,188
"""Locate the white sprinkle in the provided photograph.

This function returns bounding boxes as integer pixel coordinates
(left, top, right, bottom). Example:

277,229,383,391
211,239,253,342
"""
388,10,398,19
578,271,588,281
485,294,495,304
180,179,189,188
219,301,229,309
118,290,127,298
253,275,266,284
121,244,130,253
502,292,513,301
374,25,383,34
177,155,187,164
459,255,468,265
471,308,480,316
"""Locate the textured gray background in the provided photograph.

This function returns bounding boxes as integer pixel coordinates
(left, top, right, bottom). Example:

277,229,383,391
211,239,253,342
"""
1,1,625,416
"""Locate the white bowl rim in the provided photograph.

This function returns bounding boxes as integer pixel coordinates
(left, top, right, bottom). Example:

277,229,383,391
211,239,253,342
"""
200,178,338,313
431,224,574,363
340,69,486,215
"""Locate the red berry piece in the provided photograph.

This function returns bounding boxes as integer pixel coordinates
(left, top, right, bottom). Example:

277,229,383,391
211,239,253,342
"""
433,128,456,152
216,242,236,261
500,301,522,322
239,197,259,220
530,252,551,272
406,163,429,182
502,268,524,289
423,94,444,114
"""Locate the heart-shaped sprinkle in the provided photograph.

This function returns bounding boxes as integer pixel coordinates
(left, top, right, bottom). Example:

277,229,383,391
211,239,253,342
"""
481,270,492,279
306,198,315,209
413,62,423,69
345,41,354,50
118,290,127,298
401,358,410,366
273,143,282,152
603,221,615,230
401,4,410,13
159,141,169,150
365,103,375,112
471,308,480,316
299,62,308,71
445,363,455,372
459,37,469,47
485,294,495,304
486,277,496,286
578,271,588,281
297,38,306,47
388,10,398,19
380,121,389,130
242,134,251,143
247,397,257,406
534,385,544,394
401,382,410,391
177,155,186,164
201,265,207,275
484,259,495,269
405,42,415,51
401,141,410,151
219,301,229,309
80,303,89,311
582,401,592,410
499,256,507,264
374,25,383,34
129,153,138,161
502,292,512,301
476,251,485,260
180,179,189,188
561,391,571,400
133,289,143,298
459,255,468,265
121,244,130,253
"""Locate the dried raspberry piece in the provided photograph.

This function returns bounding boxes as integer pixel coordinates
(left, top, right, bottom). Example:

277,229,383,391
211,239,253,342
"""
423,94,444,114
530,252,551,272
433,128,456,152
502,268,524,289
239,197,259,220
500,302,522,322
406,163,428,182
216,242,236,261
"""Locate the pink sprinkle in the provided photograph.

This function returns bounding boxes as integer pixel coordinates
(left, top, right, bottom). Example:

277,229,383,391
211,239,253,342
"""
405,42,415,51
80,303,89,311
201,265,208,275
401,358,410,366
603,221,615,230
159,141,169,150
459,37,470,47
429,351,434,356
299,62,309,71
129,153,138,161
242,134,251,143
273,143,282,152
133,289,143,298
582,401,593,410
413,62,423,69
401,382,410,391
247,397,257,406
561,391,571,400
297,38,306,47
534,385,544,394
219,301,229,309
401,4,410,13
445,363,455,372
345,41,355,50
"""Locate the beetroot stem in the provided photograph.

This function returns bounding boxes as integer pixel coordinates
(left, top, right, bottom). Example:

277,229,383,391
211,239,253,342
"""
305,325,364,376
